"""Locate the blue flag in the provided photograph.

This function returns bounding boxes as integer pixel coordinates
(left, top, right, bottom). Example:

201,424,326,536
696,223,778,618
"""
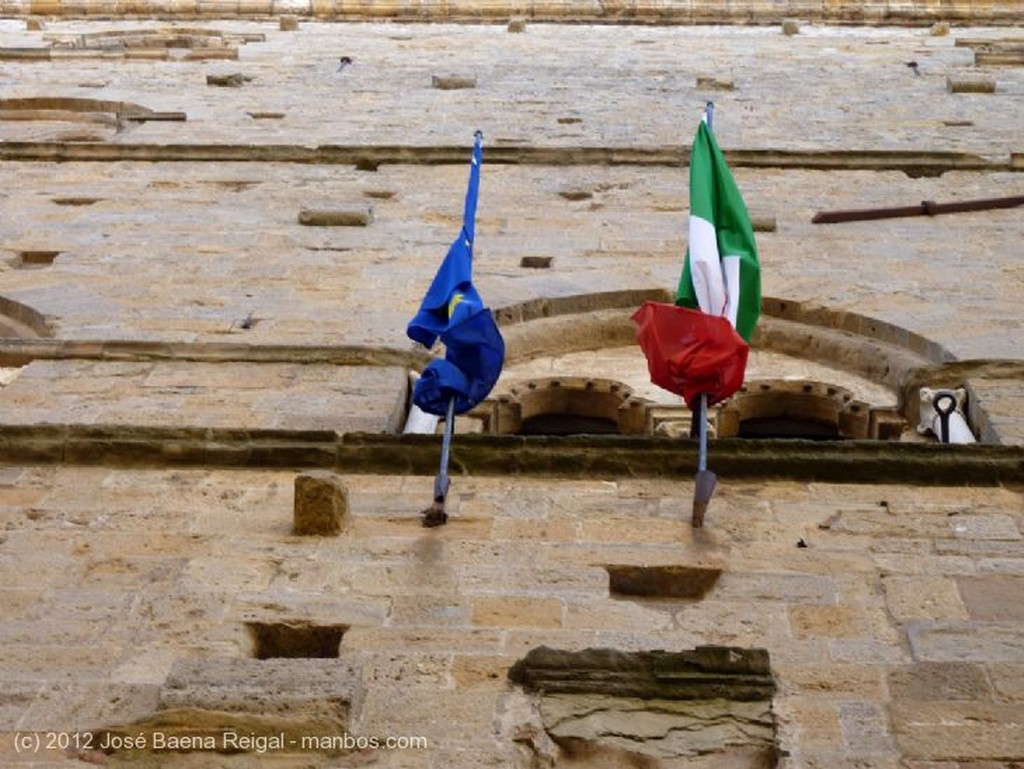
407,132,505,416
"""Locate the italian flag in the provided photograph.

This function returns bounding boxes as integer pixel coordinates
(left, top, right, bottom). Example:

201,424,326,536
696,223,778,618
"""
676,119,761,342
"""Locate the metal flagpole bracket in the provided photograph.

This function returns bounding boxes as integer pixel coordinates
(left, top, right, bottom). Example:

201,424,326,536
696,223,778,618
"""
422,396,455,527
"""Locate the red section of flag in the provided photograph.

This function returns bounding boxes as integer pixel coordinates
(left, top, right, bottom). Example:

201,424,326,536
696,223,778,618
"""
632,301,749,409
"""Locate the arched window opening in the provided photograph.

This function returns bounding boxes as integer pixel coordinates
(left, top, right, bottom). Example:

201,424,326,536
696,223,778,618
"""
485,377,649,436
718,380,875,440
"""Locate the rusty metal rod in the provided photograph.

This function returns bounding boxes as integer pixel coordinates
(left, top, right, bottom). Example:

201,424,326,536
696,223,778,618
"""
812,194,1024,224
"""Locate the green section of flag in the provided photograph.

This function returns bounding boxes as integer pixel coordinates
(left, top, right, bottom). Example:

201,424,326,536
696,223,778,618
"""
676,119,761,343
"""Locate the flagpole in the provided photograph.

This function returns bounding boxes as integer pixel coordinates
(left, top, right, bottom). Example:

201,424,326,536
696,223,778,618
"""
692,100,717,528
423,130,482,528
411,129,503,526
424,396,455,527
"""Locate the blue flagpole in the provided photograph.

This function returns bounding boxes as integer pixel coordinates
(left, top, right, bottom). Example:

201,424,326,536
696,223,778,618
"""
424,396,455,527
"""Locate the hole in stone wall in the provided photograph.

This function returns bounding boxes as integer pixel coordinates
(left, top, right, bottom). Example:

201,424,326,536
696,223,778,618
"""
520,413,617,435
52,197,102,206
247,622,346,660
738,416,841,440
18,250,60,268
520,256,553,269
606,564,721,600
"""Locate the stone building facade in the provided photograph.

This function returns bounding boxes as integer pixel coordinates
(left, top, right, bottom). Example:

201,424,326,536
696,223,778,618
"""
0,1,1022,767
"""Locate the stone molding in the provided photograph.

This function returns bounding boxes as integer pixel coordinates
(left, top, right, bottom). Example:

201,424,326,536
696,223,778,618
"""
0,424,1019,484
0,142,1015,175
2,0,1021,24
508,645,775,701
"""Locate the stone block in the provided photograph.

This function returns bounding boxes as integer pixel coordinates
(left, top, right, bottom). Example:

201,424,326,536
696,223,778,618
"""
28,0,60,13
490,516,577,542
159,656,362,715
279,14,299,29
293,470,348,535
774,663,885,698
298,205,373,226
889,662,992,702
947,75,996,94
839,700,896,753
507,15,526,32
782,18,800,35
432,74,477,90
976,51,1024,66
89,656,363,757
958,575,1024,621
893,701,1024,760
789,605,865,638
696,75,734,90
451,654,510,687
907,621,1024,663
188,48,239,60
539,693,775,764
509,645,775,701
987,664,1024,701
206,72,252,86
883,576,968,621
563,597,675,634
774,696,842,746
471,596,563,628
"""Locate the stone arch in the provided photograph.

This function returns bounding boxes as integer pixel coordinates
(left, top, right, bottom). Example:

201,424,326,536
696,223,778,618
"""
716,379,873,440
0,295,52,341
0,97,182,128
485,377,649,436
497,289,942,383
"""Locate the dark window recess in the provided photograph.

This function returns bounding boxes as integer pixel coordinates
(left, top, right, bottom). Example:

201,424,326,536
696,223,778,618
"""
247,622,346,659
737,417,843,440
607,565,722,600
519,413,619,436
18,250,60,268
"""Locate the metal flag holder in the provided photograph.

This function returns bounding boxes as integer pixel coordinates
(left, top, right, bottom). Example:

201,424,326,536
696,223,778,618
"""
691,101,717,528
422,396,456,527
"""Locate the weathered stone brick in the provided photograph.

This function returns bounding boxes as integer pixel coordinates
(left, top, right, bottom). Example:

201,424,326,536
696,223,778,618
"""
958,576,1024,621
471,596,563,629
789,605,865,638
907,621,1024,663
884,576,969,621
889,662,992,702
293,470,348,535
893,702,1024,760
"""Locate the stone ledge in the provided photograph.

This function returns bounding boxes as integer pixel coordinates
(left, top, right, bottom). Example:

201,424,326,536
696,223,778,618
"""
0,338,429,368
0,427,1020,484
508,645,775,700
3,1,1023,25
0,141,1013,175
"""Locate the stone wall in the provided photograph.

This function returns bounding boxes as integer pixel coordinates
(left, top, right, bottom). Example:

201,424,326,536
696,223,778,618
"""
0,468,1022,767
1,11,1023,769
